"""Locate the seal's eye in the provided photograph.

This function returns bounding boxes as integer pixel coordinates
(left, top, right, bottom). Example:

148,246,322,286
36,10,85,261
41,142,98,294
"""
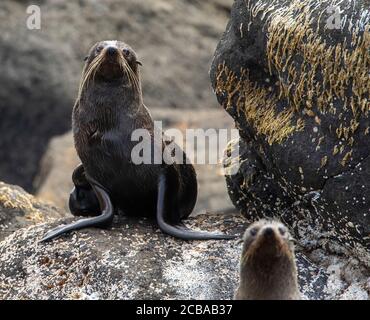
279,227,286,236
122,48,130,56
96,46,104,53
250,227,258,236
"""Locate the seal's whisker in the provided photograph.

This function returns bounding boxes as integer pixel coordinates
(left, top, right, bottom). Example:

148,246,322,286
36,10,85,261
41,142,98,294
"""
114,51,141,94
119,59,132,88
92,55,105,83
78,54,104,99
126,63,140,93
124,62,136,90
125,63,139,93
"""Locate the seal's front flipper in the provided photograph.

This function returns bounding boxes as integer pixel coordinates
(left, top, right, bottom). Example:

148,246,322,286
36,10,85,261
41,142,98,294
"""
40,182,114,243
69,164,100,217
156,170,236,240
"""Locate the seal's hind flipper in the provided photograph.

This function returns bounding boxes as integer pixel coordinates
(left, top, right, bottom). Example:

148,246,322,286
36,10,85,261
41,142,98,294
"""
40,182,114,243
69,164,100,217
156,169,236,240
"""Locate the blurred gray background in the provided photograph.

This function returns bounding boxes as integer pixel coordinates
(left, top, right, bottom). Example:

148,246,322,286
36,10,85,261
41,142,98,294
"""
0,0,235,215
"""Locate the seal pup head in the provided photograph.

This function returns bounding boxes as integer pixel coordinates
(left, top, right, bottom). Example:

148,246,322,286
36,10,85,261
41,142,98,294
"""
241,219,294,261
78,40,142,99
235,219,300,300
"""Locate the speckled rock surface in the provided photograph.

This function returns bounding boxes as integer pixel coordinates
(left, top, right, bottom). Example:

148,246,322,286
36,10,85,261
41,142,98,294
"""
0,184,369,299
0,182,65,242
0,213,244,300
210,0,369,263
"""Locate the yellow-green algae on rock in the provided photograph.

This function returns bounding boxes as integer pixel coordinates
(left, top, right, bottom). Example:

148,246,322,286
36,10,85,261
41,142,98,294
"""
216,62,305,145
210,0,369,264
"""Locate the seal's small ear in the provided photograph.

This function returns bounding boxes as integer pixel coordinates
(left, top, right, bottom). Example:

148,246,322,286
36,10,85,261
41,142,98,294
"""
84,56,89,62
136,60,143,66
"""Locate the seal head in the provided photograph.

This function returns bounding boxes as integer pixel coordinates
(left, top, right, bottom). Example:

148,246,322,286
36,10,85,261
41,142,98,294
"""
78,40,142,100
235,219,300,300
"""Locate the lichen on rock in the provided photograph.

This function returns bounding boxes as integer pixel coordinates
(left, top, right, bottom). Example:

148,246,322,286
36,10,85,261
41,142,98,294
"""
210,0,369,266
0,182,65,242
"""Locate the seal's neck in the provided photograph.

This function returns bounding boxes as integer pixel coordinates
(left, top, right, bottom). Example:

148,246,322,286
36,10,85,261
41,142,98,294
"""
81,80,142,110
75,81,144,132
236,255,300,300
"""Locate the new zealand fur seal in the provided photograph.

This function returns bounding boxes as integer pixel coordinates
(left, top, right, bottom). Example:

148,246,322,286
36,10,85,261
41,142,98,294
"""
41,40,235,242
235,219,300,300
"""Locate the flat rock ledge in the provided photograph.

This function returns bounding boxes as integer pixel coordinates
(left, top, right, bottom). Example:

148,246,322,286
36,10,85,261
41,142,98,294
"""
0,183,368,300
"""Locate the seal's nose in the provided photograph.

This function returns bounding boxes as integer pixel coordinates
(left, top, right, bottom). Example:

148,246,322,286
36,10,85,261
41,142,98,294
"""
263,227,274,238
106,46,117,56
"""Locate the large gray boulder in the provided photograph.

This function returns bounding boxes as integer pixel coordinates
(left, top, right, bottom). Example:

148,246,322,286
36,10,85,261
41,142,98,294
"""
0,182,368,300
210,0,369,263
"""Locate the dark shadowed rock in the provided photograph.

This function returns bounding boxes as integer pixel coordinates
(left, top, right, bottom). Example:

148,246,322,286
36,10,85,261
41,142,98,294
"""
210,0,369,263
0,183,368,299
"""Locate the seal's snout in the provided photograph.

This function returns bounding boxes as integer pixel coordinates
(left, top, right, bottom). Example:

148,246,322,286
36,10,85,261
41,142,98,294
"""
106,46,118,58
263,227,274,238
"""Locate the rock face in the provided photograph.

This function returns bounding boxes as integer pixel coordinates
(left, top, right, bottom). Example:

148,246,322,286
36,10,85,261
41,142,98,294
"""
210,0,370,263
0,182,65,242
0,182,369,300
0,214,244,300
0,0,233,191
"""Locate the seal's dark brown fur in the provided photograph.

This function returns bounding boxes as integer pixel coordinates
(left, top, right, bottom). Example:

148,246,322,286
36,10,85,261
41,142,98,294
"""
235,219,300,300
41,40,235,242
